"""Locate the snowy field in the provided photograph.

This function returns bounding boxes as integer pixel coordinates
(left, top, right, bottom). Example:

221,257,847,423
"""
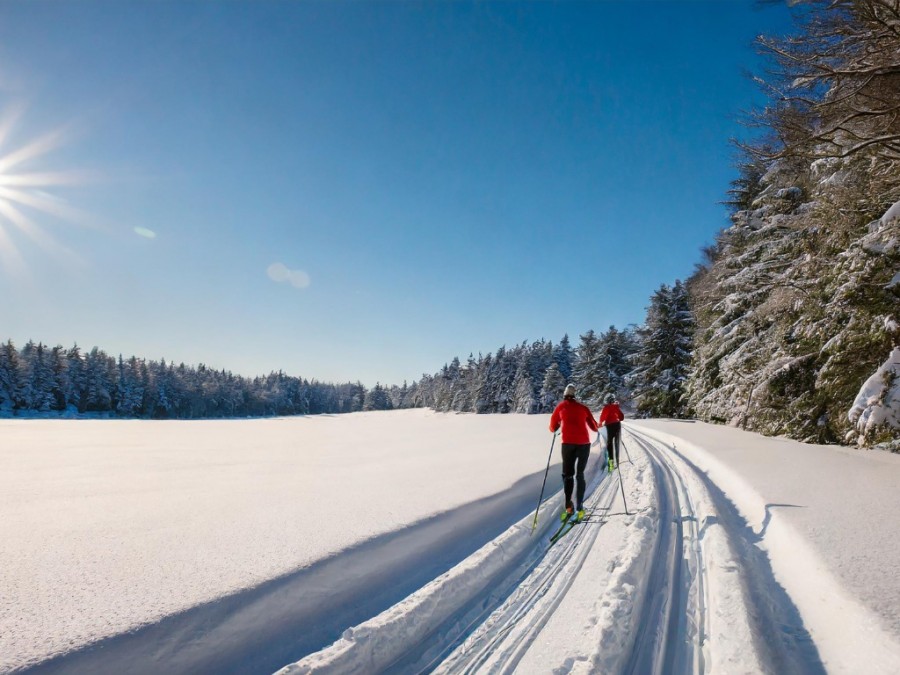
2,410,900,674
0,411,551,673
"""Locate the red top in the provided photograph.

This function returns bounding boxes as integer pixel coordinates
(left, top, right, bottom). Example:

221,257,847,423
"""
549,399,599,444
599,403,625,426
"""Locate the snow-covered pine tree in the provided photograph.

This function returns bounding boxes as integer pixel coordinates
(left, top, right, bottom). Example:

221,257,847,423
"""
30,343,55,412
16,341,38,410
595,326,639,406
116,356,145,417
66,344,87,412
631,281,694,418
82,347,115,413
0,340,20,413
572,330,604,406
49,346,69,412
540,362,567,413
686,0,900,445
552,334,574,383
511,365,537,414
363,383,393,411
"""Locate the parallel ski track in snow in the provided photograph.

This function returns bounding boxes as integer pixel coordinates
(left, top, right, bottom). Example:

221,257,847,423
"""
431,429,709,675
428,467,621,674
288,427,828,674
627,426,826,675
625,430,708,675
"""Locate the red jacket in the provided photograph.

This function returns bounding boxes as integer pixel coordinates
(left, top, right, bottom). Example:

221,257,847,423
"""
549,399,599,444
599,403,624,427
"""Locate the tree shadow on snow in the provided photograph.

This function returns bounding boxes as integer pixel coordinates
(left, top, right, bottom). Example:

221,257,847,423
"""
673,453,827,675
755,503,805,541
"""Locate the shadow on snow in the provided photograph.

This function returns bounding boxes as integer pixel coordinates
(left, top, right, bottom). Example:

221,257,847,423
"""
22,468,558,675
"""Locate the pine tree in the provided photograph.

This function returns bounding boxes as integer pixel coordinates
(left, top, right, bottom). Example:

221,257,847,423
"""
30,343,55,412
540,363,566,413
512,365,537,414
631,281,694,417
49,346,68,411
572,330,604,406
67,345,87,412
363,383,393,411
552,334,574,383
0,340,20,412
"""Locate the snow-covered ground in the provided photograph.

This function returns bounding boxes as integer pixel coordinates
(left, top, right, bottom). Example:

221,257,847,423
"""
3,410,900,674
0,412,551,673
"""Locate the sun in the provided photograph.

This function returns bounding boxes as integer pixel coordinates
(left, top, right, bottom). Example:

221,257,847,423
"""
0,103,91,278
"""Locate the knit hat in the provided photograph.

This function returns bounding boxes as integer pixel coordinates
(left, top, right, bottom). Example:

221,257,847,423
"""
564,384,576,398
604,393,615,404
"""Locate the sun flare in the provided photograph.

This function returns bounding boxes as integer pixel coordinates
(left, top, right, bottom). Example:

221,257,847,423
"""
0,104,91,278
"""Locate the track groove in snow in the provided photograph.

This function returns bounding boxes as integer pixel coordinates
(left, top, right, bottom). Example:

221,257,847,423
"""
284,426,860,674
627,426,826,675
624,433,693,675
431,464,619,674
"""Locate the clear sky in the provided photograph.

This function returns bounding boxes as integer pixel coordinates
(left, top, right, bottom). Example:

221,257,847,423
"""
0,1,795,386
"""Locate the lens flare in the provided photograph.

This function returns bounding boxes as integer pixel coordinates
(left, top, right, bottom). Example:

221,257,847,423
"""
0,104,92,278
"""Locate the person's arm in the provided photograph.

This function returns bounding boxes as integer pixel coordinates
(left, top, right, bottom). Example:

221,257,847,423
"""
598,406,607,427
586,406,599,432
549,404,562,433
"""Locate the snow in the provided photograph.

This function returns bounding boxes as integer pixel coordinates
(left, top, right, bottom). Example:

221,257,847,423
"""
880,198,900,226
888,272,900,289
848,347,900,437
632,421,900,674
0,411,551,673
4,411,900,674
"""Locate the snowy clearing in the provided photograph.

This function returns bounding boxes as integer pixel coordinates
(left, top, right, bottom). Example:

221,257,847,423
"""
3,411,900,674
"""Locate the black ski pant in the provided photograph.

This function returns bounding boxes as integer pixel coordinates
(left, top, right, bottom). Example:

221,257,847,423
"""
606,422,622,465
561,443,591,510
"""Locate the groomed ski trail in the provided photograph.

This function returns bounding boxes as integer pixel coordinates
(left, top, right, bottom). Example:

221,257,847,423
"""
280,428,833,674
435,429,708,675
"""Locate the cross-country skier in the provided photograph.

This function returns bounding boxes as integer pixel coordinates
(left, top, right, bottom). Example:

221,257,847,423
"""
549,384,599,522
599,393,625,472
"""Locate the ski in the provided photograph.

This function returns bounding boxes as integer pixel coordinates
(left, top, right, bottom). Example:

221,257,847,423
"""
549,517,580,547
549,512,573,542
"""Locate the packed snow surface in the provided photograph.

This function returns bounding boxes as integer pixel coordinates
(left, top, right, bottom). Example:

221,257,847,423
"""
0,411,550,672
3,410,900,674
284,419,900,675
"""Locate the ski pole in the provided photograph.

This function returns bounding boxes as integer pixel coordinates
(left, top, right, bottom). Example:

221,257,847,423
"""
531,431,558,535
616,462,629,515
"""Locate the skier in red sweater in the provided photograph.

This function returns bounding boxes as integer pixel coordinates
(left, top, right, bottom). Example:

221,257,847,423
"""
598,393,625,472
549,384,599,522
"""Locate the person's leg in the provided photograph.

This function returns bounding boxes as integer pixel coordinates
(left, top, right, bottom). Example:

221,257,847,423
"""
574,443,590,509
560,443,576,511
611,424,621,465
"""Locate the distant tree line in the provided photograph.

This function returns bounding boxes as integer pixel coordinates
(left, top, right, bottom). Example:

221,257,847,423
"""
0,340,400,418
1,282,696,420
411,281,694,417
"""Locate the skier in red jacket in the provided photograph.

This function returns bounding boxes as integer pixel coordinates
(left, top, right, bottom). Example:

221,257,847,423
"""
598,393,625,472
549,384,599,521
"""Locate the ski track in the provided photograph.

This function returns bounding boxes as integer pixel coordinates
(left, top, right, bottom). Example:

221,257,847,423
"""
282,428,834,674
430,464,620,674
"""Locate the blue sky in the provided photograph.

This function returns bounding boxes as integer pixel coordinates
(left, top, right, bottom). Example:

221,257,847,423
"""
0,1,795,386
